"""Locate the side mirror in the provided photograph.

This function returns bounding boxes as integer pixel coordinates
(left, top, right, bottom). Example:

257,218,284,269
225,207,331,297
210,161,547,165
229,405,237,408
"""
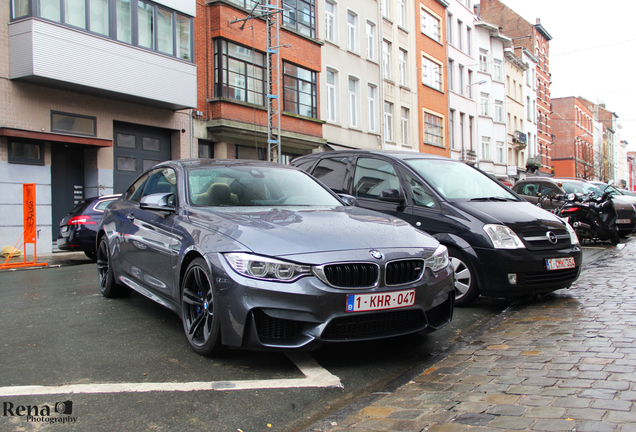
378,188,405,204
338,194,359,207
139,193,175,212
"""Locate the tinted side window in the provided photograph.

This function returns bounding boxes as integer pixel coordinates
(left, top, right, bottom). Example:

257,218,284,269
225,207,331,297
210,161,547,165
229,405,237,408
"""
403,171,439,210
292,158,316,172
539,183,560,197
124,174,150,202
513,182,540,197
312,157,349,193
353,158,400,199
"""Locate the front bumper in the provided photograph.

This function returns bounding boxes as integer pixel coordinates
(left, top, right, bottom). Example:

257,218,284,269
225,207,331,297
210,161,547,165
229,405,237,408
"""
212,258,455,350
471,245,583,298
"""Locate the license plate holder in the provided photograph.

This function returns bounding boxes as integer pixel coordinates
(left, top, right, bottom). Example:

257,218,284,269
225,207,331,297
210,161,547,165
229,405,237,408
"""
346,289,416,312
546,257,576,271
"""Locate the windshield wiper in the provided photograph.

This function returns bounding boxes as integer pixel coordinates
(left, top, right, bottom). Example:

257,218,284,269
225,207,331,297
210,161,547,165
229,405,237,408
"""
470,196,508,202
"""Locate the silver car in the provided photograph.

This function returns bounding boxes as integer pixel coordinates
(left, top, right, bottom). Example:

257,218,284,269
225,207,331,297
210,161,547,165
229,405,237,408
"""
97,159,454,355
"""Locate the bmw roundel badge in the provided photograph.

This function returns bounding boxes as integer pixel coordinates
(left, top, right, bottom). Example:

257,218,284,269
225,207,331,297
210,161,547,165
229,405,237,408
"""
370,250,383,260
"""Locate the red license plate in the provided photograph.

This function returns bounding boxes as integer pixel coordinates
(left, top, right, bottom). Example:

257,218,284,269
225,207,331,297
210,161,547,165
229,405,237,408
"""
346,290,415,312
546,257,576,271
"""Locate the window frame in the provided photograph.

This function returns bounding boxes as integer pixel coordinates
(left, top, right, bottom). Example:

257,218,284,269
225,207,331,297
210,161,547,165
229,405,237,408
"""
282,61,318,119
325,0,336,42
399,48,408,87
368,84,377,132
51,111,97,136
401,107,409,146
348,76,359,127
326,68,337,122
366,21,376,60
382,40,392,80
8,140,45,166
282,0,316,38
215,39,266,106
423,111,444,147
421,54,442,91
384,102,394,142
420,6,441,43
347,10,357,52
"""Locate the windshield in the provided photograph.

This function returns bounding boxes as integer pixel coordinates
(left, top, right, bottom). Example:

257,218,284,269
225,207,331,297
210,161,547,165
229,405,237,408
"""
560,181,604,196
405,159,517,200
187,165,342,207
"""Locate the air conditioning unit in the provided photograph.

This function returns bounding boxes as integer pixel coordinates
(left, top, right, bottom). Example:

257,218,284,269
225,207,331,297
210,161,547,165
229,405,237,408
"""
513,131,527,144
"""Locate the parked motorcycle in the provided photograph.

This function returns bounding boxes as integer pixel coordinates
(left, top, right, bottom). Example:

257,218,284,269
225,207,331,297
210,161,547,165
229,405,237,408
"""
556,182,620,245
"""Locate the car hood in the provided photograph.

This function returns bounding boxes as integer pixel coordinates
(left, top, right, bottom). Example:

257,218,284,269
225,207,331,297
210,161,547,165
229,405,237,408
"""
452,200,567,230
190,206,438,257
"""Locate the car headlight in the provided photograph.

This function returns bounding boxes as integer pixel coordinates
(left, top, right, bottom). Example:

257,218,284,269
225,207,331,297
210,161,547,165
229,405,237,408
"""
484,224,525,249
425,244,450,272
563,220,580,245
224,253,312,282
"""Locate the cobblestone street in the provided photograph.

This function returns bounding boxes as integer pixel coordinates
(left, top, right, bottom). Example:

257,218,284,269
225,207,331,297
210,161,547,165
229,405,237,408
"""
308,239,636,432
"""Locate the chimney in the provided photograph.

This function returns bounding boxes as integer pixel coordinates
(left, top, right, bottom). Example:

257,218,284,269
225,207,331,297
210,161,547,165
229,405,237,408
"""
536,18,541,25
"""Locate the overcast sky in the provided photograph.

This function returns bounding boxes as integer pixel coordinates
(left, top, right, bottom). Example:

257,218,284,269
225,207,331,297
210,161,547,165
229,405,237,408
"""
489,0,636,151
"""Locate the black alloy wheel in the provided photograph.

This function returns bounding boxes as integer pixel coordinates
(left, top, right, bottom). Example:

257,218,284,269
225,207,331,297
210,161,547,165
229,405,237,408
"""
448,248,479,307
181,258,224,356
96,236,131,298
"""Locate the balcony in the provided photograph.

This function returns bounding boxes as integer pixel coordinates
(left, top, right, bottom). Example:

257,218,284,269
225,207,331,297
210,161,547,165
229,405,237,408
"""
462,149,477,163
9,19,196,110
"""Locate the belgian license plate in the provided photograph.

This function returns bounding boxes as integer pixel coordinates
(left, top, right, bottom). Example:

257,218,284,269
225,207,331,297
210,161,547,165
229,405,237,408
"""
546,257,576,271
346,289,415,312
617,219,631,224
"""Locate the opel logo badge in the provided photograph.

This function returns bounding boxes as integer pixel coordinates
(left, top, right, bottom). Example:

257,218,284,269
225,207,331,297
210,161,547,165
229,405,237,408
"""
370,250,383,260
546,231,557,244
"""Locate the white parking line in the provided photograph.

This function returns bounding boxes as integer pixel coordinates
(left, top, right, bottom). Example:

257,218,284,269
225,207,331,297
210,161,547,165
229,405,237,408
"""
0,352,342,397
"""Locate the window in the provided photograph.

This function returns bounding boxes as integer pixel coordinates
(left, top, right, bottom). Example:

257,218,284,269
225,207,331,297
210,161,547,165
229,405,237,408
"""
399,49,408,86
381,0,389,18
479,49,488,72
494,100,503,122
368,84,377,132
8,141,44,165
51,111,96,135
283,62,318,118
353,158,400,200
480,92,489,116
466,27,472,55
325,1,336,42
421,55,442,91
282,0,316,38
469,116,474,150
527,96,532,121
348,77,359,127
481,137,490,160
403,172,439,209
420,7,441,43
17,0,194,61
366,21,376,60
447,12,453,45
458,64,464,95
449,109,455,149
326,69,337,122
424,112,443,147
401,107,409,146
457,20,463,50
493,59,502,81
384,102,393,142
467,69,474,98
198,142,214,159
397,0,406,28
215,40,265,106
382,40,391,80
347,11,357,52
312,157,349,193
496,141,504,163
459,113,465,150
448,59,454,91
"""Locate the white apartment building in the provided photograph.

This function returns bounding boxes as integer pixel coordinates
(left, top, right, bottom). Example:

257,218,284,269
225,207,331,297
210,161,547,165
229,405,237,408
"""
503,48,527,183
2,0,197,254
319,0,382,150
447,0,478,164
379,0,419,150
473,19,507,180
520,47,539,177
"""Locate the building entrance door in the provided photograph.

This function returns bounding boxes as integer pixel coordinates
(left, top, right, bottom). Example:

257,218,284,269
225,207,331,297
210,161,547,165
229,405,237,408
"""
51,145,85,243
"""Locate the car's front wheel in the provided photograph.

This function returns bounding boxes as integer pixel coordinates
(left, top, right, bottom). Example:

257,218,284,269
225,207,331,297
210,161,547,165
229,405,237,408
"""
448,248,479,307
181,258,224,356
97,236,131,298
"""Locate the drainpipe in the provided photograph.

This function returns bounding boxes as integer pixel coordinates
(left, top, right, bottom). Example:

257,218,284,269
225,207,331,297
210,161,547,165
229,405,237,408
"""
190,109,194,158
379,1,385,150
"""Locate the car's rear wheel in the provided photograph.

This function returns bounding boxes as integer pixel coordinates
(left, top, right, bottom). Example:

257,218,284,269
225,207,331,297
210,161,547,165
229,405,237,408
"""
97,236,131,298
181,258,224,356
448,248,479,307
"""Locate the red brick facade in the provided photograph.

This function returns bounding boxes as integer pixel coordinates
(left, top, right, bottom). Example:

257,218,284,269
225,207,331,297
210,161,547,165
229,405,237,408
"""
551,97,594,179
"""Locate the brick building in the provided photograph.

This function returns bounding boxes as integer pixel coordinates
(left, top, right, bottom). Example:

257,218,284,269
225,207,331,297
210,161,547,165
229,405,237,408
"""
193,0,324,163
1,0,196,254
551,97,594,179
480,0,553,176
417,0,450,156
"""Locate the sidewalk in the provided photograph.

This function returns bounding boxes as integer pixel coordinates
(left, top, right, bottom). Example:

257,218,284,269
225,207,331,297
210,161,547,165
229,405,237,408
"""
308,239,636,432
0,250,94,271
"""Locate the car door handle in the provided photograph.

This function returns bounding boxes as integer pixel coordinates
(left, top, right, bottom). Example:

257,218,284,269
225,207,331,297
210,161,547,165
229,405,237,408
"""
127,213,135,222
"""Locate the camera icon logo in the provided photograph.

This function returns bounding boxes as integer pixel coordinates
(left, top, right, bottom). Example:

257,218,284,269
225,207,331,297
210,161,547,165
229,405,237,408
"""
55,401,73,415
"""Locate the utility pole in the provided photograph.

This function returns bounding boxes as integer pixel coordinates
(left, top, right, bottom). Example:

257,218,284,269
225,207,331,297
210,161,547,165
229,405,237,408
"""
230,2,289,163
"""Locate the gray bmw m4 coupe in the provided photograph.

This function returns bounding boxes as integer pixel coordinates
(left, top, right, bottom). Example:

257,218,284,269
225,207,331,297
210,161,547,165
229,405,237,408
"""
97,159,454,356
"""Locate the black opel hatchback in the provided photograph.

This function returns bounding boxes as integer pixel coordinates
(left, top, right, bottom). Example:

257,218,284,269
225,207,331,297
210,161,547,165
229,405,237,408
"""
291,151,582,306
